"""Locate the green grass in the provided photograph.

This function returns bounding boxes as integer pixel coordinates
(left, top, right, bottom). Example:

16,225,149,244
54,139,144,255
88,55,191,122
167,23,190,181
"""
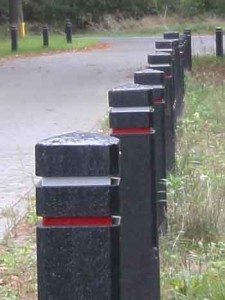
161,56,225,299
0,34,98,59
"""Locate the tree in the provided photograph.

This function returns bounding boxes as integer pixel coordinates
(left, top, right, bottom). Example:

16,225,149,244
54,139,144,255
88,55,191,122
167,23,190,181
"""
9,0,24,25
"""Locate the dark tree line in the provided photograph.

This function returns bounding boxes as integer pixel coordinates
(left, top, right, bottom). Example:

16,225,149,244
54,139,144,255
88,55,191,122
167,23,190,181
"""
1,0,225,27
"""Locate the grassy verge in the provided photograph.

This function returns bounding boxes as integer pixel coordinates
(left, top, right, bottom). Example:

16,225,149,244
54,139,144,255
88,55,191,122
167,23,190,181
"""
1,15,225,42
0,198,38,300
87,15,225,36
0,34,98,59
161,56,225,299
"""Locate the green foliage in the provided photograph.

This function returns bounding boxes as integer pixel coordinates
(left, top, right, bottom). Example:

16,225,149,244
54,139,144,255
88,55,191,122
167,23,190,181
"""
161,56,225,299
0,34,97,58
1,0,225,25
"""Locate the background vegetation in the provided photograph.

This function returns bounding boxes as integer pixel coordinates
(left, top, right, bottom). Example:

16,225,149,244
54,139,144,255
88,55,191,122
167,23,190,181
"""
1,0,225,29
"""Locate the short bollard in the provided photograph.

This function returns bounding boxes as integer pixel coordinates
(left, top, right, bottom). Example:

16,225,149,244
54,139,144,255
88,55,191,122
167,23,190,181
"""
134,69,168,231
35,132,121,300
147,54,176,174
109,83,160,300
216,27,224,57
183,29,192,70
65,19,72,43
10,25,18,51
42,25,49,47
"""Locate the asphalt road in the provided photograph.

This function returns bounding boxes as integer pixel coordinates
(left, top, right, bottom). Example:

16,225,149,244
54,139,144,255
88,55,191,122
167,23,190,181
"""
0,35,217,239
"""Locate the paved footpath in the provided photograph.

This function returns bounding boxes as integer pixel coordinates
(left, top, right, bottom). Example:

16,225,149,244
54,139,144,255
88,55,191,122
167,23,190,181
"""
0,35,216,239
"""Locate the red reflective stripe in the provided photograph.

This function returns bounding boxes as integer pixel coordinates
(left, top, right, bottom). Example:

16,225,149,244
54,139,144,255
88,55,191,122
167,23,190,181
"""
154,97,164,104
112,128,153,135
43,217,112,226
165,75,172,79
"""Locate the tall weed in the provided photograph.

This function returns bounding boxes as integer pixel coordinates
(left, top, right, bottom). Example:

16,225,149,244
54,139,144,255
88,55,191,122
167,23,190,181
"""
161,56,225,298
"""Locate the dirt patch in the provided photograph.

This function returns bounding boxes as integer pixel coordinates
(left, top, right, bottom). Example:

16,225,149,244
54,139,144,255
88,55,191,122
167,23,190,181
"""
0,218,37,300
0,42,111,63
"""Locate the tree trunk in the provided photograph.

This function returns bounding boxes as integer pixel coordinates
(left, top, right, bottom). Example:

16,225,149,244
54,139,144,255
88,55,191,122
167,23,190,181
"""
18,0,24,23
9,0,23,25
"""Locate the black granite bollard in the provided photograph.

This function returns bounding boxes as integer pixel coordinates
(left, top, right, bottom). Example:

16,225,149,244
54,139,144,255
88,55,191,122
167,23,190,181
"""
164,31,185,94
216,27,224,57
109,83,160,300
42,25,49,47
155,39,183,120
183,29,192,70
147,54,176,175
10,25,18,51
179,34,188,71
35,132,121,300
65,19,72,43
134,69,168,231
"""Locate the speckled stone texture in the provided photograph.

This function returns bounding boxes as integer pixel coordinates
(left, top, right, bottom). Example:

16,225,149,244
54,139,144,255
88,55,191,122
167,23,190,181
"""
35,132,119,177
147,52,172,65
155,39,184,119
109,87,160,300
37,225,120,300
36,132,121,300
134,68,164,86
36,184,119,217
134,69,167,230
163,32,179,39
147,55,176,174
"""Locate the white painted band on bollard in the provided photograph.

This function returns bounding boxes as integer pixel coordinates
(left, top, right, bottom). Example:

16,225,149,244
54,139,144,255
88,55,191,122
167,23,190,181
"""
41,176,112,187
111,107,154,113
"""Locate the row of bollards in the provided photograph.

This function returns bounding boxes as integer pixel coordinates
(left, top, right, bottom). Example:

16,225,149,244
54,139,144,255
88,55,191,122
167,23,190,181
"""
9,23,224,56
35,25,225,300
34,29,192,300
9,20,73,52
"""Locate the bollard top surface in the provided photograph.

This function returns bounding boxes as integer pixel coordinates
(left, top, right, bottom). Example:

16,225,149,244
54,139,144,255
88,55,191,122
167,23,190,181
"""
184,29,191,35
179,34,186,42
109,83,155,107
155,39,179,50
10,25,18,29
164,32,179,39
148,52,172,64
37,132,118,146
134,68,165,86
147,64,172,77
35,132,119,177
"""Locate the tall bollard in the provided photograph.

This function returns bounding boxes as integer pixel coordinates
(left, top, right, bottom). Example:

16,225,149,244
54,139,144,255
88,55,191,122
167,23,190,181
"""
163,31,185,99
109,83,160,300
42,25,49,47
36,132,121,300
134,69,168,231
147,54,176,174
215,27,224,57
183,29,192,70
10,25,18,52
179,34,188,71
65,19,73,43
155,39,183,120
